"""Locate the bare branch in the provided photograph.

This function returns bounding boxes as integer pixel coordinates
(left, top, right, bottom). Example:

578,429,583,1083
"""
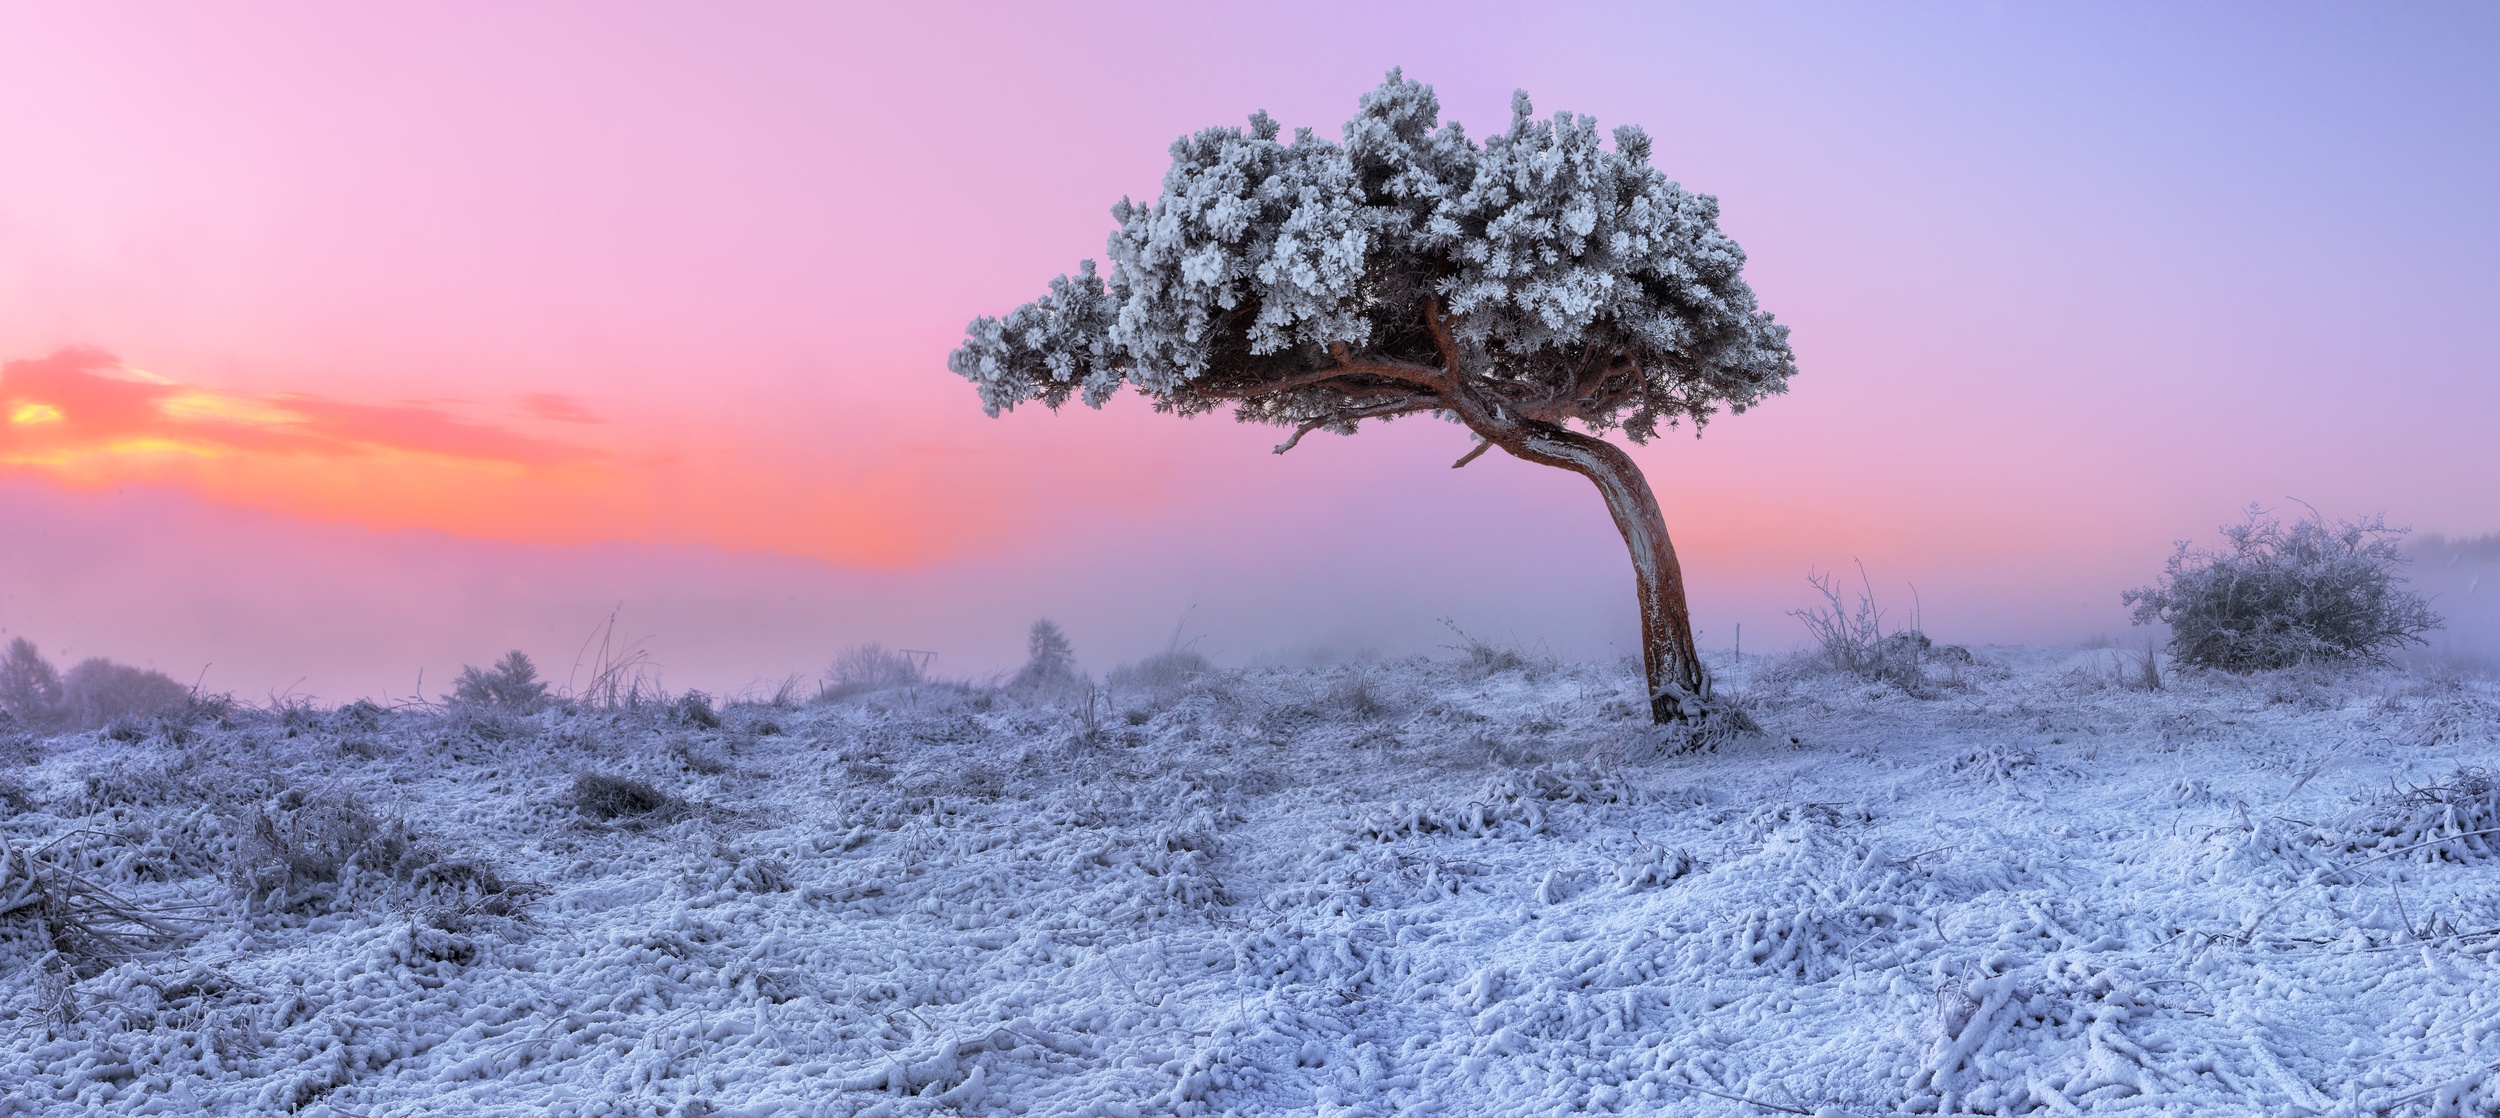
1271,418,1327,455
1451,440,1493,469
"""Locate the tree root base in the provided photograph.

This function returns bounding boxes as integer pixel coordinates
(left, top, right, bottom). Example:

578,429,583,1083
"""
1645,695,1762,756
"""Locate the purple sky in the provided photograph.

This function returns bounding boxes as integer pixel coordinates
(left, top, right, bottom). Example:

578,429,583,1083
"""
2,3,2494,698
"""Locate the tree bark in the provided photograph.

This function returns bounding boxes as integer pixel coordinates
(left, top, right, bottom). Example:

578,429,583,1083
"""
1481,421,1708,723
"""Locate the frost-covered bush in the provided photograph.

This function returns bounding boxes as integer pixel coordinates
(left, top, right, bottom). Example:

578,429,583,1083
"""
818,643,923,701
1790,567,1933,691
1107,650,1211,697
232,788,521,917
2125,507,2441,671
448,650,550,712
568,773,685,822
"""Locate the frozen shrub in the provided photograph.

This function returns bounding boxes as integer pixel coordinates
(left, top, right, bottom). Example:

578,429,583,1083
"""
568,773,685,821
1329,668,1396,720
232,788,422,913
0,638,63,729
2126,506,2441,671
1012,619,1085,694
1440,618,1527,677
668,690,721,729
448,650,550,712
818,643,924,701
231,787,520,917
3,837,188,973
1107,650,1211,696
1790,566,1932,691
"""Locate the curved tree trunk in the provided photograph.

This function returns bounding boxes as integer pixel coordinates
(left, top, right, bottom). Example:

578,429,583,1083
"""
1486,422,1708,723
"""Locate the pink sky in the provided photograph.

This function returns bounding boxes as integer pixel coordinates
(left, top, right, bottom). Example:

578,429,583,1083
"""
3,3,2495,698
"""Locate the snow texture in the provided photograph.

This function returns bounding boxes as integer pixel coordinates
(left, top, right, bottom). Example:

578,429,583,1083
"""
4,649,2499,1116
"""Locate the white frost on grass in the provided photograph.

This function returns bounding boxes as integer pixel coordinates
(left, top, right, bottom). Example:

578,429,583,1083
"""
2,649,2498,1116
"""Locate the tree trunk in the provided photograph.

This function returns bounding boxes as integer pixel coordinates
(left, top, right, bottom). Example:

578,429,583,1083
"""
1497,423,1708,723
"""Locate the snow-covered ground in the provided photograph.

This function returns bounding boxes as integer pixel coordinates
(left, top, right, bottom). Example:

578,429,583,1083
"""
4,647,2498,1116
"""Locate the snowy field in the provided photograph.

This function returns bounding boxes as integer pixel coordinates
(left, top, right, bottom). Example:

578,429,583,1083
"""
4,647,2498,1117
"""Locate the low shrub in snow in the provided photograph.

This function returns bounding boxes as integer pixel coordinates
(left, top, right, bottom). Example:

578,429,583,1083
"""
568,772,686,822
2125,505,2441,671
1787,566,1959,693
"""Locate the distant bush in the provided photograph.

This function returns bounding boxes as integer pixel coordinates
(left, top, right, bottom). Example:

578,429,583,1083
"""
62,658,191,728
449,650,551,712
0,639,190,732
2126,506,2441,671
817,643,924,701
1012,619,1085,694
0,639,64,727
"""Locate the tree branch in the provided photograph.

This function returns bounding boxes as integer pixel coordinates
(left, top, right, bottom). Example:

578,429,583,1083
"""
1451,439,1494,469
1268,398,1444,455
1272,418,1328,455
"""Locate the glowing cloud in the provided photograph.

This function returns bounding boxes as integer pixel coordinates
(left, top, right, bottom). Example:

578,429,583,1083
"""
0,347,1051,569
0,347,597,471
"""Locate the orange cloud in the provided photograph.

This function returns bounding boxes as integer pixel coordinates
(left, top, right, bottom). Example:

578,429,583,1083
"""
1,347,597,470
0,347,1033,569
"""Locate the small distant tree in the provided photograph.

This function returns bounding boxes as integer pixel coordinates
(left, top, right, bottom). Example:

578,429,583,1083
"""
2125,505,2442,671
950,71,1795,723
0,638,63,728
1012,619,1084,693
449,650,551,712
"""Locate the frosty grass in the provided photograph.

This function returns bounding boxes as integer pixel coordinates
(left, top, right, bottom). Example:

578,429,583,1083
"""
4,648,2498,1116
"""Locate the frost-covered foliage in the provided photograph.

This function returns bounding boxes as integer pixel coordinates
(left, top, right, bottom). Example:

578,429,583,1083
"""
447,650,550,712
950,70,1793,445
2126,506,2441,671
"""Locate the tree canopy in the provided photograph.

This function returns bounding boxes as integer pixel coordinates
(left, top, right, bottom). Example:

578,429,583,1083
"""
950,70,1795,453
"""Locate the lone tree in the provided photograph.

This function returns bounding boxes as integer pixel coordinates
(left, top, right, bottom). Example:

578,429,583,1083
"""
950,72,1796,723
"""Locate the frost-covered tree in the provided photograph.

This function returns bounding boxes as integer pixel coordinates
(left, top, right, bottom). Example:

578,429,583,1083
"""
1012,619,1084,694
950,71,1796,722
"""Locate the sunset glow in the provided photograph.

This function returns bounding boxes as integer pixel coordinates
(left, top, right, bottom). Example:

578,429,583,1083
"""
0,3,2491,697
